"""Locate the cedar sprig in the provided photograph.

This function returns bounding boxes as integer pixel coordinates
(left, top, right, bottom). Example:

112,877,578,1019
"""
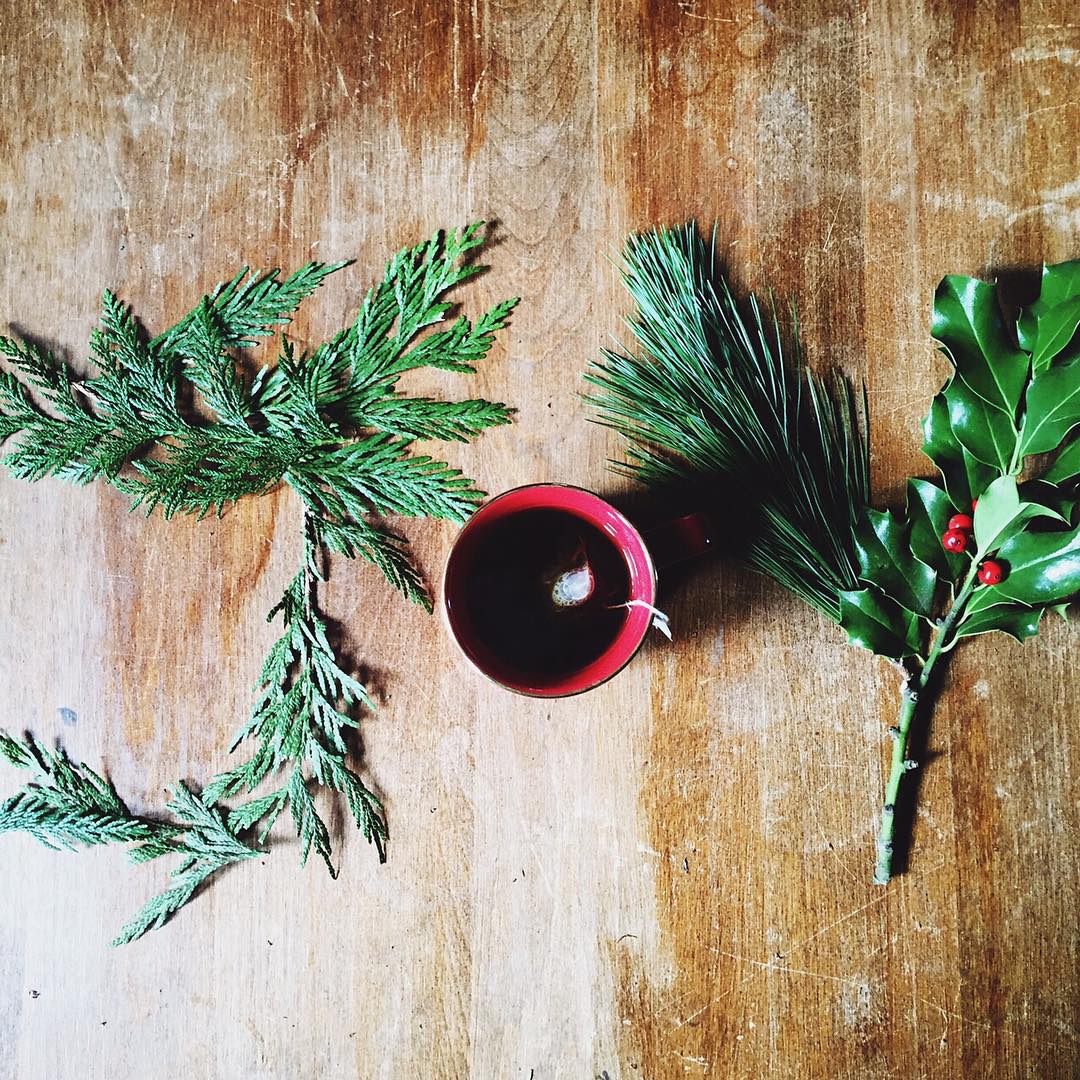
0,223,517,941
204,512,387,873
0,222,517,608
0,731,266,945
111,783,263,946
0,731,177,851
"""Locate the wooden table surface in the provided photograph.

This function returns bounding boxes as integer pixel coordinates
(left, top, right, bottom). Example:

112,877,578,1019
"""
0,2,1077,1077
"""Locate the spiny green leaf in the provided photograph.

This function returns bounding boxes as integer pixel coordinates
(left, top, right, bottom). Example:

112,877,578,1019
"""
906,478,966,580
982,524,1080,607
1045,433,1080,484
944,374,1017,473
955,602,1043,643
921,393,997,510
1017,356,1080,458
932,274,1029,414
839,588,926,660
1021,479,1079,522
853,508,937,617
973,474,1065,554
1016,260,1080,371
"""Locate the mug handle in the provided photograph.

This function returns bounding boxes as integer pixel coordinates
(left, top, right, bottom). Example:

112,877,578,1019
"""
643,511,714,569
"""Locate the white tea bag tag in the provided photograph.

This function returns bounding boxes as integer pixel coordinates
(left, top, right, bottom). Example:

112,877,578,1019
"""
612,599,672,640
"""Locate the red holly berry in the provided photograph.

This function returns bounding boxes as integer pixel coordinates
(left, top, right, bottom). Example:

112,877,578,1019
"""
971,498,978,511
948,513,974,532
942,529,969,553
978,560,1005,585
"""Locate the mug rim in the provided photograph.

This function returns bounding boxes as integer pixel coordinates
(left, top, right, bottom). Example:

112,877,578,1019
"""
440,482,658,698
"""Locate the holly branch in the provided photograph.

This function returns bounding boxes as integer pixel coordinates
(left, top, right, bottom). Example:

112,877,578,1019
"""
847,265,1080,881
589,224,1080,882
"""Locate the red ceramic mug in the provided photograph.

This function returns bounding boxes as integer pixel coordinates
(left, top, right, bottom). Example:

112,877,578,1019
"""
441,483,712,697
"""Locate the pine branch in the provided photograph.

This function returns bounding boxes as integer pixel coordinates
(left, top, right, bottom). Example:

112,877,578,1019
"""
587,223,869,621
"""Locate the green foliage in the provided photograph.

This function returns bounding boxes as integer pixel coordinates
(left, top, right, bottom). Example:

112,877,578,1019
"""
0,732,267,944
952,603,1043,643
839,260,1080,662
838,259,1080,884
921,394,997,510
587,235,1079,885
853,510,936,619
1016,357,1080,457
1016,261,1080,371
586,223,869,621
112,783,262,946
838,589,925,660
1045,434,1080,483
971,475,1063,553
944,373,1017,472
906,478,965,579
0,732,176,851
0,223,517,942
0,222,518,608
978,524,1080,607
931,275,1029,414
204,520,387,873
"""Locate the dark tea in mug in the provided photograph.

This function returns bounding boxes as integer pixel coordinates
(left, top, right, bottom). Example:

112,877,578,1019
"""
442,485,669,697
459,507,631,681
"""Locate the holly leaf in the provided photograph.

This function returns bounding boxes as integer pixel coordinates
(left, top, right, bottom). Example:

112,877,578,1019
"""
1020,479,1078,523
955,602,1043,643
972,474,1064,554
1016,356,1080,458
907,478,965,579
973,474,1020,546
932,275,1029,414
944,374,1017,473
839,588,926,660
853,509,937,617
1016,260,1080,372
987,524,1080,606
921,393,997,510
1044,433,1080,484
964,579,1014,618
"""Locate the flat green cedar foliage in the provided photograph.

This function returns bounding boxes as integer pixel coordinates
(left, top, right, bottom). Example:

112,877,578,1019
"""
0,223,518,942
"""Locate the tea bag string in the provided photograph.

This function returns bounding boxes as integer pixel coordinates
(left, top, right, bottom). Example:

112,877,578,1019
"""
608,599,672,641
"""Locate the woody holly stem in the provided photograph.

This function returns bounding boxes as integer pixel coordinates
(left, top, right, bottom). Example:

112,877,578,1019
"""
873,562,980,884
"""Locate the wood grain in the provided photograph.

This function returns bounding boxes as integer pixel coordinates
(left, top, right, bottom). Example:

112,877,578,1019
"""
0,1,1077,1077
